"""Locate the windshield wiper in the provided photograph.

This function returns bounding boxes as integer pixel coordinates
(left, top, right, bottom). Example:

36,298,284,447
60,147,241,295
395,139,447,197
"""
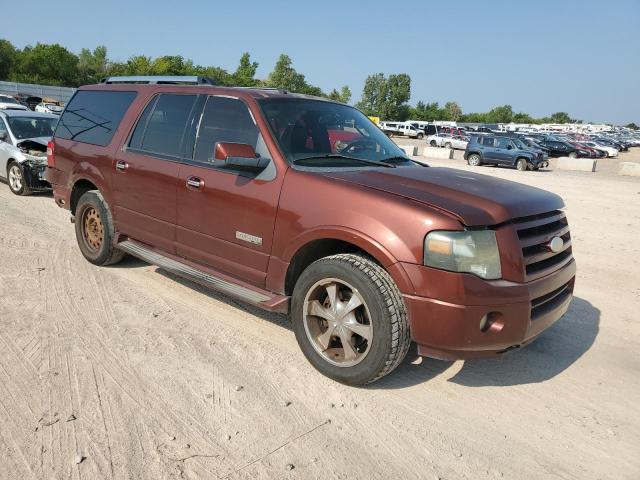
380,155,427,166
292,154,396,168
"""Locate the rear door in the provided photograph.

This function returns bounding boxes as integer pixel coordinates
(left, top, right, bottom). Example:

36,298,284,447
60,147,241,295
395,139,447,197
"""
175,95,284,287
113,93,199,253
480,137,498,164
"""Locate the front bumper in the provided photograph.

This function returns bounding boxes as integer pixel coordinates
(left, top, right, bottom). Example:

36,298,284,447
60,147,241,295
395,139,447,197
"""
23,162,51,191
400,259,576,360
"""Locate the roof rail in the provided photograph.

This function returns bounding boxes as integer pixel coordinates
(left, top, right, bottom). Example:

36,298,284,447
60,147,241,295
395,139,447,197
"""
100,75,216,85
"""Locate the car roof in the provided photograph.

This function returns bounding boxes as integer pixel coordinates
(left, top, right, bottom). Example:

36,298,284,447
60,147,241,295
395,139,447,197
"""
0,109,58,119
79,83,338,103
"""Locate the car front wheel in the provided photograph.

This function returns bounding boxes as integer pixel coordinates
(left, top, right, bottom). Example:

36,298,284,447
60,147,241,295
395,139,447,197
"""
291,254,411,386
516,158,528,171
467,154,481,166
430,140,437,147
7,162,31,196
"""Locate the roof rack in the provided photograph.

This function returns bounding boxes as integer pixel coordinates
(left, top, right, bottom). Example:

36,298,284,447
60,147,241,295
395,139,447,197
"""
100,75,216,85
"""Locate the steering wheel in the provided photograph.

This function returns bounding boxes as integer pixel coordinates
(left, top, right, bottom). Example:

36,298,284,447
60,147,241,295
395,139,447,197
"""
340,138,378,154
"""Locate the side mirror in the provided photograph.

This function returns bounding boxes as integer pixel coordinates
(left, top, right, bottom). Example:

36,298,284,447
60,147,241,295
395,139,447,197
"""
507,144,513,150
214,142,269,171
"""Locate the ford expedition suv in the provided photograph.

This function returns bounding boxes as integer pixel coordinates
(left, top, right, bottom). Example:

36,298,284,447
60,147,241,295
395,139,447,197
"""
45,76,576,386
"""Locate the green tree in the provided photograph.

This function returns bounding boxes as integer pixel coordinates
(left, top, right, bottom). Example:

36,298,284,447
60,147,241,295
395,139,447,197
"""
266,54,322,95
78,45,108,84
485,104,513,124
625,122,639,130
443,101,462,121
232,52,259,87
328,85,352,104
0,39,18,80
410,101,444,121
356,72,411,120
549,111,573,124
512,112,535,123
14,43,79,86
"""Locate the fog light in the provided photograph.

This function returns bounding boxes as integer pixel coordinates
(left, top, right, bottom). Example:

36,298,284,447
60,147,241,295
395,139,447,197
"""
480,312,503,333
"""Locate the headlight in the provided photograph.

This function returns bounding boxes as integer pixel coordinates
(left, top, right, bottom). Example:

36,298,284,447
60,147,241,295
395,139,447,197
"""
424,230,501,280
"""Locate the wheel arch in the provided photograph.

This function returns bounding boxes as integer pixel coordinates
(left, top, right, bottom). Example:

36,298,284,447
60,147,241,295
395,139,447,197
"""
280,229,412,297
70,178,100,215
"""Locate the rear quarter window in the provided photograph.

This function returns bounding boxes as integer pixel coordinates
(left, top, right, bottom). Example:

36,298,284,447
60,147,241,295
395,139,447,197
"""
55,90,137,146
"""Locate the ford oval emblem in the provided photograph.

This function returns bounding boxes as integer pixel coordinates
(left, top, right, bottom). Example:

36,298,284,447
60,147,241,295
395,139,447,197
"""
548,236,564,253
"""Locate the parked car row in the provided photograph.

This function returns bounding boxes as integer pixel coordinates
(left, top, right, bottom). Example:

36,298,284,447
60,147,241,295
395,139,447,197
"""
0,93,65,115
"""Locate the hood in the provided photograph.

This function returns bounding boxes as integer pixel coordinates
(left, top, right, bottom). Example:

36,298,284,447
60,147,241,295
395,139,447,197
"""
320,166,564,226
17,137,50,148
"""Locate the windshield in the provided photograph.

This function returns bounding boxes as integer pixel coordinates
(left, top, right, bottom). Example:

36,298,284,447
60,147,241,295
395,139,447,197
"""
258,98,408,167
7,116,57,139
512,138,528,149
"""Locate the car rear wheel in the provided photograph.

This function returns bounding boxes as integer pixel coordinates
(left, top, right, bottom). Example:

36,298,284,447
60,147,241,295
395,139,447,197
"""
467,154,481,166
516,158,528,171
568,151,578,158
75,191,125,266
444,142,452,149
291,253,411,386
430,140,437,147
7,162,31,196
417,133,424,139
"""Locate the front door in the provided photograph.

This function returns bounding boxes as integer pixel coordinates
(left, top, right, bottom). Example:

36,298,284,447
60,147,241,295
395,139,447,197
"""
112,93,199,254
176,95,284,287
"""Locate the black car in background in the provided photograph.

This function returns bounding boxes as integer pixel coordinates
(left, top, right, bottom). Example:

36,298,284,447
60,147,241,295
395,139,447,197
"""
536,139,590,158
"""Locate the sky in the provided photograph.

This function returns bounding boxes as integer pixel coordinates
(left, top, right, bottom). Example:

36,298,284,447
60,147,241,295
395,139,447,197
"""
4,0,639,124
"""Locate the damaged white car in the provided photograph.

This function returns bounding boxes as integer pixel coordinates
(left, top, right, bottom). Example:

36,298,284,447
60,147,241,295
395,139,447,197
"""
0,110,58,195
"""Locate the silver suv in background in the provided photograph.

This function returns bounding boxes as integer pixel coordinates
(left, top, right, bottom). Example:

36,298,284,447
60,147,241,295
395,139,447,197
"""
0,110,57,195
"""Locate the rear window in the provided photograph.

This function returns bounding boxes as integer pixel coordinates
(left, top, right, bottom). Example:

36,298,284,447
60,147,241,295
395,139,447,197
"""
55,90,136,146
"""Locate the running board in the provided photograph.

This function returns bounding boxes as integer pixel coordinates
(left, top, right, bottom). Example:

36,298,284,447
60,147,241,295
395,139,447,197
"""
117,240,289,313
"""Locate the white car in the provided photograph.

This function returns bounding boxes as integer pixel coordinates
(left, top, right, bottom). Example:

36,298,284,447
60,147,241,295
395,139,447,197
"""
426,133,452,147
581,141,618,157
0,110,58,195
35,102,64,115
0,94,28,111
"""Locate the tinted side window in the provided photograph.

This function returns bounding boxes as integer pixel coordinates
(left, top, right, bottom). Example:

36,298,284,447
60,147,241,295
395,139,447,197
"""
55,90,136,146
132,94,198,158
482,137,495,147
194,96,260,164
496,138,510,149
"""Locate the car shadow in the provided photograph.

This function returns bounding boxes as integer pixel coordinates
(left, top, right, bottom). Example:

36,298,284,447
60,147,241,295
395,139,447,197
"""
371,296,599,389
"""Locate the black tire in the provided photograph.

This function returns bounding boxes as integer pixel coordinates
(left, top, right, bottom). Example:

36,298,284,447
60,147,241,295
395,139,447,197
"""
444,142,452,149
430,140,437,147
74,190,125,266
467,153,482,166
568,151,578,158
417,133,424,140
516,158,528,171
7,161,32,196
291,254,411,386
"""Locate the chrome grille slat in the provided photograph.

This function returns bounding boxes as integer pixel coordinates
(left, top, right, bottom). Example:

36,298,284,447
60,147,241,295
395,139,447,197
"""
512,210,573,281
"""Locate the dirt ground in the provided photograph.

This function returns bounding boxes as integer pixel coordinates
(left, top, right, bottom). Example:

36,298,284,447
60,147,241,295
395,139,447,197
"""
0,147,639,479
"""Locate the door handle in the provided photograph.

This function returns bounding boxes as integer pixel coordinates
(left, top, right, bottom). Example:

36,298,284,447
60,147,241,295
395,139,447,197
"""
115,160,129,172
186,176,204,189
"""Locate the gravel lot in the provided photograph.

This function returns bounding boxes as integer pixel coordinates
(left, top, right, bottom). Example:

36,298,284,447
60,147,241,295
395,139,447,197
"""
0,148,639,479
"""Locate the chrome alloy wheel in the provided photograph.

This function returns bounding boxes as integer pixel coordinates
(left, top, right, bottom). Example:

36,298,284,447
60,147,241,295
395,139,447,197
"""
8,164,23,192
303,278,373,367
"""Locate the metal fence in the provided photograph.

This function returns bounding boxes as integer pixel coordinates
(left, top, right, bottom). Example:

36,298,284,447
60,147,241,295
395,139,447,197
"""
0,80,76,103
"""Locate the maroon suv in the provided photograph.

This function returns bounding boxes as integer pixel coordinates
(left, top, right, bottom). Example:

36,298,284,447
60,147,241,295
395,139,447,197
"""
45,76,576,385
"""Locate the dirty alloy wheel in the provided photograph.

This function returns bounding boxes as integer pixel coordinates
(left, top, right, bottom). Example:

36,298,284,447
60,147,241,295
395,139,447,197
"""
417,133,424,140
430,140,437,147
7,162,31,196
75,190,125,266
516,158,528,171
568,151,578,158
467,154,481,166
444,142,452,149
291,254,411,386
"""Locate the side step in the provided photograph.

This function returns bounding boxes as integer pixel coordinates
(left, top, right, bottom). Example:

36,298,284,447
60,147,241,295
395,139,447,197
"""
117,240,289,313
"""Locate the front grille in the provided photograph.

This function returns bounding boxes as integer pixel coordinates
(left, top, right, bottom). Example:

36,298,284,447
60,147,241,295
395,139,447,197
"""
513,210,573,281
530,280,573,320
